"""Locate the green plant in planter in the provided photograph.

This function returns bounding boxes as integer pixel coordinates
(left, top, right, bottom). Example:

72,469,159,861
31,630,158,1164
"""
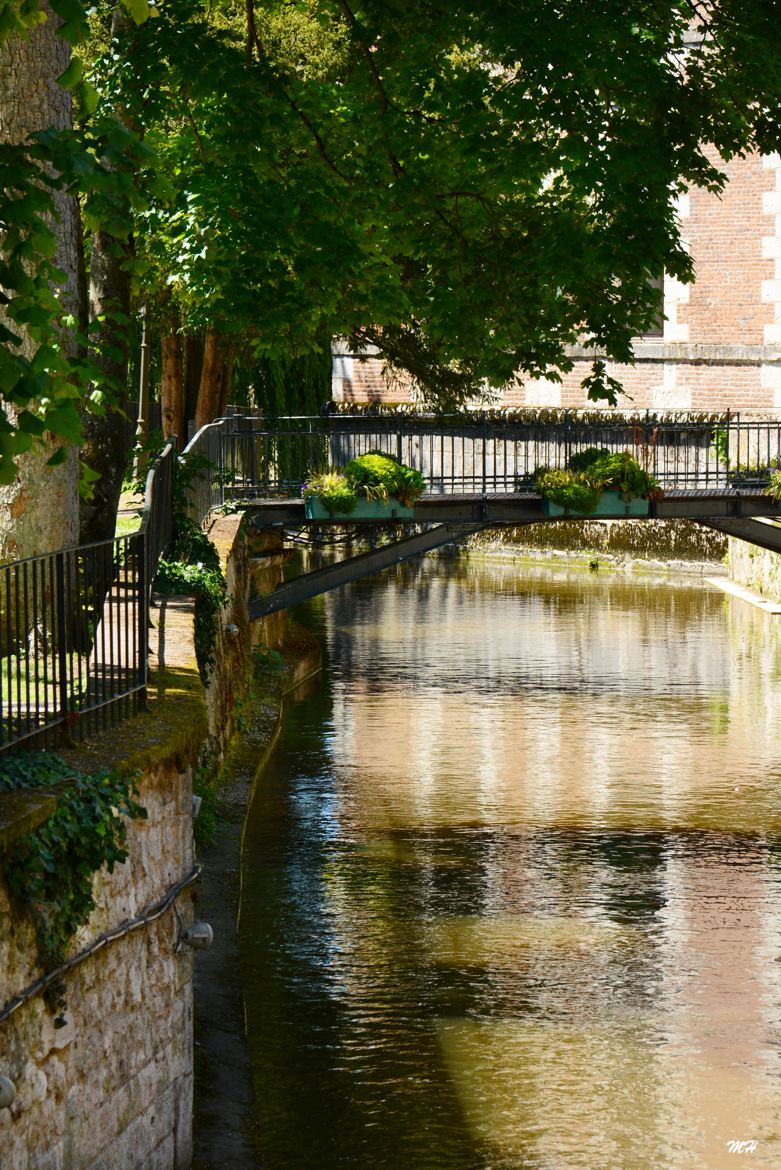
535,468,603,513
568,447,611,473
303,453,425,512
302,470,358,515
587,451,660,499
343,452,425,507
536,450,660,514
765,469,781,501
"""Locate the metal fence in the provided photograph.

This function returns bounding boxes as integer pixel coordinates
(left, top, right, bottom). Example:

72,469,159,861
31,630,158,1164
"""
0,443,174,753
185,413,781,511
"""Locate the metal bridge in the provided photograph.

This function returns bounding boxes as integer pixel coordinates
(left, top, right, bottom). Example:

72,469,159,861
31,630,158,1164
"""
184,413,781,617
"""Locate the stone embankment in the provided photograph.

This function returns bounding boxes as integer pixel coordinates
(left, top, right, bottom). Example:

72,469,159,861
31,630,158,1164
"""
465,517,728,573
0,513,319,1170
727,527,781,602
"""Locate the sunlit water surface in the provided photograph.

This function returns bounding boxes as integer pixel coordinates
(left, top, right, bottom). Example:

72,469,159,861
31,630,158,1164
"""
240,560,781,1170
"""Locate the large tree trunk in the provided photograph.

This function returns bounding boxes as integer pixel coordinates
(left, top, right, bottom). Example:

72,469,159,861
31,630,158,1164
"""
184,331,205,440
161,311,185,446
195,328,228,431
0,2,80,561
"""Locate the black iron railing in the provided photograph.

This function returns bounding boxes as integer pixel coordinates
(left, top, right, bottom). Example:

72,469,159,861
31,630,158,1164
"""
185,413,781,515
0,443,174,753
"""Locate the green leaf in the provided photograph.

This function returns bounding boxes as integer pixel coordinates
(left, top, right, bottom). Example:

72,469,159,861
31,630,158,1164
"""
80,81,99,117
17,410,45,436
46,445,68,467
44,404,82,443
0,455,19,485
123,0,151,25
56,56,84,92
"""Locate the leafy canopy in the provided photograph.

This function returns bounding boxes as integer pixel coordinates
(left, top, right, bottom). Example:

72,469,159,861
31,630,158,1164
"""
97,0,781,404
2,0,781,489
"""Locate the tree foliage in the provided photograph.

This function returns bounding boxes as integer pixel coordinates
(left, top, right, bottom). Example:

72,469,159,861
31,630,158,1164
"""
2,0,781,491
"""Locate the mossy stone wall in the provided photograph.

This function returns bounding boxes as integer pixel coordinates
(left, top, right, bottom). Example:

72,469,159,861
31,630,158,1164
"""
728,533,781,603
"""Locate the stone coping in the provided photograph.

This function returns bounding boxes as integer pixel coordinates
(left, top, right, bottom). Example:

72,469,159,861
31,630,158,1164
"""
0,789,57,851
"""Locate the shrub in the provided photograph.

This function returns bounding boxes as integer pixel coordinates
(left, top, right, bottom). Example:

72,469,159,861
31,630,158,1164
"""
343,452,425,506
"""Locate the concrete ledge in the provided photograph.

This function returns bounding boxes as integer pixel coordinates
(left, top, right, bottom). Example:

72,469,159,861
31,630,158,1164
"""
705,576,781,614
0,790,57,851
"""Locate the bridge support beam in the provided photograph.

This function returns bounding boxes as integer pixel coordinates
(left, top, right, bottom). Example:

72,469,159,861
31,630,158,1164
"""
698,517,781,555
249,523,489,618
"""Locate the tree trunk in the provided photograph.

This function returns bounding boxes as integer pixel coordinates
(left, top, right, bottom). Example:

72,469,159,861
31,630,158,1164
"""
0,2,80,561
161,313,185,446
217,341,237,417
184,331,205,441
195,328,227,431
79,227,132,544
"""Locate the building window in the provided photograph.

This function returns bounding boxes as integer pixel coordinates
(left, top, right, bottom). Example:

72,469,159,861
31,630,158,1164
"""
644,275,664,338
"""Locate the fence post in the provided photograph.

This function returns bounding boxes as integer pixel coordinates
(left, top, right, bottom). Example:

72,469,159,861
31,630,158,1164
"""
54,551,71,742
137,533,148,711
482,415,488,495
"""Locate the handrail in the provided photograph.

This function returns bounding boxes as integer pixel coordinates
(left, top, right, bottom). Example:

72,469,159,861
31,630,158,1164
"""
183,412,781,502
0,442,175,754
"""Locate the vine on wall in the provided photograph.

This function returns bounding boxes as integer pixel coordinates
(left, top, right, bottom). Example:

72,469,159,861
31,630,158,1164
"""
0,752,146,1021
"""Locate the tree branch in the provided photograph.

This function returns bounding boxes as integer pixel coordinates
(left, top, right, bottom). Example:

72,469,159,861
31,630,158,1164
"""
181,87,209,164
245,0,351,182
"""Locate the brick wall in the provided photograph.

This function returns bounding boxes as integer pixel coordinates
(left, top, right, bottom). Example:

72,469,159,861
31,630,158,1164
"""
335,151,781,416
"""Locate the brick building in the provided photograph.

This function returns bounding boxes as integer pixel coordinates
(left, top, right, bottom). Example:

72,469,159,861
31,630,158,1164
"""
333,150,781,416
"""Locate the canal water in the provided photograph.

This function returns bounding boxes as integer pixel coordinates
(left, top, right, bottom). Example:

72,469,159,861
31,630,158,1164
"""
239,558,781,1170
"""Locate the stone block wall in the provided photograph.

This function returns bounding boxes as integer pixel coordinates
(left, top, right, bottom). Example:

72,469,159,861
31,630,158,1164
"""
472,518,727,565
0,755,196,1170
727,533,781,603
202,514,288,753
0,508,293,1170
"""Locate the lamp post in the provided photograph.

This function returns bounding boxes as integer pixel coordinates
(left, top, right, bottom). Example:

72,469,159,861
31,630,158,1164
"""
132,306,151,481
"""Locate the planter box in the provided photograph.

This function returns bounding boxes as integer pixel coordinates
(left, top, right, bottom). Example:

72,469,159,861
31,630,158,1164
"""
542,490,650,518
303,496,415,521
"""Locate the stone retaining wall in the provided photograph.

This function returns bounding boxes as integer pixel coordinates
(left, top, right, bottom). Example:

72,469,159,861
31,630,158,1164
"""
728,531,781,602
0,753,196,1170
0,512,290,1170
468,518,727,565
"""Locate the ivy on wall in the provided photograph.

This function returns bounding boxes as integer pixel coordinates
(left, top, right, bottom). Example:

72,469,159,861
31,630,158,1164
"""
0,752,146,1020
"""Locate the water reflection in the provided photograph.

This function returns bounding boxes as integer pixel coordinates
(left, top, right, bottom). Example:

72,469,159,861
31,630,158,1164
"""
240,560,781,1169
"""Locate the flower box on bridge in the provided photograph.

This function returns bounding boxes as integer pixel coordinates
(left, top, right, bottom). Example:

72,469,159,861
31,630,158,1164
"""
542,490,650,519
303,497,415,522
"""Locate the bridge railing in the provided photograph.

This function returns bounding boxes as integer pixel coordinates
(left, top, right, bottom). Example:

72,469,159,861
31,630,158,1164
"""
186,413,781,509
0,443,174,753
